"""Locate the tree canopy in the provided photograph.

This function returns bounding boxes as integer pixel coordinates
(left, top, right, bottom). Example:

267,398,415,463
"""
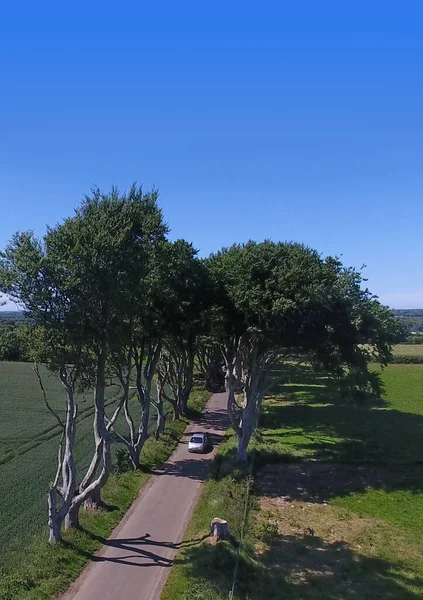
0,186,402,539
205,241,399,460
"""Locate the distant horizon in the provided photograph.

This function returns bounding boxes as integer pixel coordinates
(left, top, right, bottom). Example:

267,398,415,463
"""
1,305,422,313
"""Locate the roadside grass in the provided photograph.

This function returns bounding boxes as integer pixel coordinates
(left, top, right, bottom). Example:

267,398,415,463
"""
0,370,210,600
161,434,255,600
162,363,423,599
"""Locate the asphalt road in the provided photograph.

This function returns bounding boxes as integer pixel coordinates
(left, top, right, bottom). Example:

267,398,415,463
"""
59,392,228,600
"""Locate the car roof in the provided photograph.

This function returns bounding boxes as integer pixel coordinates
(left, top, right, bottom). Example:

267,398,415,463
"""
190,432,206,438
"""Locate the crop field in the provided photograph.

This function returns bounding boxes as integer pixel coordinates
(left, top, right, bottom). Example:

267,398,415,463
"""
163,363,423,600
392,343,423,357
0,361,166,572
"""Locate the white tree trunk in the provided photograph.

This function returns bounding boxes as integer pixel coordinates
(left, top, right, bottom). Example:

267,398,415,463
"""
47,380,77,541
48,487,62,543
65,348,112,529
154,382,166,439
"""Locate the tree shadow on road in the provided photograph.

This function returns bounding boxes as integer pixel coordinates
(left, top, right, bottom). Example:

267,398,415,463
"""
67,530,210,568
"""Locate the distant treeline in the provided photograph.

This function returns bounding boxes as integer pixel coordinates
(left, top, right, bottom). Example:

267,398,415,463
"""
395,309,423,317
0,311,26,323
394,309,423,338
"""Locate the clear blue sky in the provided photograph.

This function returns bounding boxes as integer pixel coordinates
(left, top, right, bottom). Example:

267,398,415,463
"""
1,1,422,310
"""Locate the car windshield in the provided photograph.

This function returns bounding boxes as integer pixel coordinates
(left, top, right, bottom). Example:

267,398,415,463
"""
190,436,203,444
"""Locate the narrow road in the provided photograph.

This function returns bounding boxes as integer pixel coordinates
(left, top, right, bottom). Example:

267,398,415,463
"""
59,392,228,600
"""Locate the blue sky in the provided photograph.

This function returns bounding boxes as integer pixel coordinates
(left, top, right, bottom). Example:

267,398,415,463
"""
1,1,422,310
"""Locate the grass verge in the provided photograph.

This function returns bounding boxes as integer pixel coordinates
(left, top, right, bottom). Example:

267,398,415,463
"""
0,387,210,600
161,364,423,599
161,434,255,600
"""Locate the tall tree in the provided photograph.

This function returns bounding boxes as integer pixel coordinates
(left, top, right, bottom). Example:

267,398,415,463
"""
206,241,399,462
61,185,168,512
104,217,171,469
0,184,167,537
0,231,90,540
110,240,209,463
157,241,212,426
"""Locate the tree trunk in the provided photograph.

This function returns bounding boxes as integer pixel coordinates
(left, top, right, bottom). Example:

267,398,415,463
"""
66,347,112,528
235,387,259,462
65,503,80,530
235,415,255,463
179,394,188,416
128,446,139,471
131,383,151,468
180,352,194,414
236,436,249,462
43,371,77,542
48,488,62,543
85,348,111,501
84,486,101,510
155,404,166,439
169,398,180,420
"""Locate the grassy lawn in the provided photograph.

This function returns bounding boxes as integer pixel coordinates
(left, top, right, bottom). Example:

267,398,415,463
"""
162,363,423,599
0,360,210,600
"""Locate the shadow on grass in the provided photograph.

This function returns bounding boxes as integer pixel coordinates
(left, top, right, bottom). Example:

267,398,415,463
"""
178,534,423,599
253,364,423,497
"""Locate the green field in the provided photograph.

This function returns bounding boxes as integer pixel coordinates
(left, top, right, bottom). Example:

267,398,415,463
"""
162,363,423,600
0,362,95,569
0,361,172,573
392,343,423,357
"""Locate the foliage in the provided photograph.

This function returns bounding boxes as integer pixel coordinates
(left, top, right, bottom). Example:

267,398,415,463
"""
0,184,172,538
157,241,213,419
114,448,133,474
0,323,31,361
205,241,401,460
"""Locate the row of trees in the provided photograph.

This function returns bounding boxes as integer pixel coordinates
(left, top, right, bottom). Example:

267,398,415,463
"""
0,185,400,542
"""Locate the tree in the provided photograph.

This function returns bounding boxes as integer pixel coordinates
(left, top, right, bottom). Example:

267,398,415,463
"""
156,241,212,427
206,241,399,462
58,185,168,515
110,240,209,463
0,184,167,537
0,232,90,541
102,205,170,469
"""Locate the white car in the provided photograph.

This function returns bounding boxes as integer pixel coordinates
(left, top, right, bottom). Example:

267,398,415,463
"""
188,432,211,453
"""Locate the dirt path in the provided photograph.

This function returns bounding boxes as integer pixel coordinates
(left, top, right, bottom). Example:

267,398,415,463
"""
59,392,228,600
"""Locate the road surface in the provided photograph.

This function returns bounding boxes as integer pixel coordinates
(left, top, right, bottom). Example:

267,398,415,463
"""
59,392,228,600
